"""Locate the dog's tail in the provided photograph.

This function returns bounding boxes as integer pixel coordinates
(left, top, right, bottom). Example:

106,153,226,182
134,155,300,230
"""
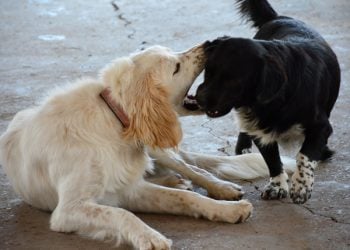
236,0,278,28
180,151,296,181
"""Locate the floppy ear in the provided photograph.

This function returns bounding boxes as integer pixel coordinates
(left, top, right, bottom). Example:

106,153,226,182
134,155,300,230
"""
123,73,182,149
204,36,229,54
257,55,288,104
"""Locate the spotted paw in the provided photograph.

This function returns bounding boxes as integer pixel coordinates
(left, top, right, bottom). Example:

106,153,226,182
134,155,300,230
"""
261,171,289,200
290,153,317,204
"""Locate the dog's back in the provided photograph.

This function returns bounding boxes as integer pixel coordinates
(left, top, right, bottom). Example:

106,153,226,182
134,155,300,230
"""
237,0,340,118
237,0,324,41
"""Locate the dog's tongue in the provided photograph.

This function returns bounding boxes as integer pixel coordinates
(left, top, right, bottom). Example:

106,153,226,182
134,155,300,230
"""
183,95,200,111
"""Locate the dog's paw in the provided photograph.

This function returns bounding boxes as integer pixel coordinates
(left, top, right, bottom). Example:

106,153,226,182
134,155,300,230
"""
210,199,253,224
261,172,289,200
166,174,193,191
137,229,172,250
290,154,316,204
241,148,252,154
207,181,243,201
148,174,193,191
183,95,200,111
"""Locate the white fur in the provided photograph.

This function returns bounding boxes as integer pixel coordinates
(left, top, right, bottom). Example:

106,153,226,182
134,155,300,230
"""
0,45,255,249
235,107,305,147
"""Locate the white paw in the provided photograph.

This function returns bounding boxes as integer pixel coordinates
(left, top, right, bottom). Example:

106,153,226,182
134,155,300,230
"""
261,171,289,200
207,181,243,201
168,174,193,191
208,199,253,224
137,230,172,250
241,148,252,154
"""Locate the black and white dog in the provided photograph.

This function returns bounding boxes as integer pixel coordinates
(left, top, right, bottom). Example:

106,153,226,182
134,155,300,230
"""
187,0,341,204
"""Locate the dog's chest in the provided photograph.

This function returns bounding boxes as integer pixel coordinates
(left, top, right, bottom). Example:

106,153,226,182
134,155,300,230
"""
235,108,305,146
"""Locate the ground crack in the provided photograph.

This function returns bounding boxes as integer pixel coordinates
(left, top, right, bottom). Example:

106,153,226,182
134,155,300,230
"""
200,119,232,156
301,205,350,224
110,0,136,39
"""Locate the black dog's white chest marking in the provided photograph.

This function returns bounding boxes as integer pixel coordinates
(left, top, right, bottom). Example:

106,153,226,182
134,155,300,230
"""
235,108,305,146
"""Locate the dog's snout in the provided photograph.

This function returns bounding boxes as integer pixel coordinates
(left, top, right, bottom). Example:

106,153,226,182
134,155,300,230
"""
181,43,206,64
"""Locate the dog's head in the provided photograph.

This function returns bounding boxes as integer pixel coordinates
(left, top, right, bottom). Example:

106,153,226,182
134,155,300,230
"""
100,45,205,149
194,37,288,118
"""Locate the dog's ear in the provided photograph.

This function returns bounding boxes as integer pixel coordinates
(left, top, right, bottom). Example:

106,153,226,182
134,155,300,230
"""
204,36,230,54
257,55,288,104
123,73,182,149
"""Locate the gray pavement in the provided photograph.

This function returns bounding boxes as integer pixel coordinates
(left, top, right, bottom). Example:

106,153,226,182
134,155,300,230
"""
0,0,349,249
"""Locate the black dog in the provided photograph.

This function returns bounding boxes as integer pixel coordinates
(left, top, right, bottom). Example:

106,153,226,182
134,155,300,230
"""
188,0,341,204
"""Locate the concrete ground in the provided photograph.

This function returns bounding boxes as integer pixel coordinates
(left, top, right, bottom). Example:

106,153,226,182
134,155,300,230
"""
0,0,349,249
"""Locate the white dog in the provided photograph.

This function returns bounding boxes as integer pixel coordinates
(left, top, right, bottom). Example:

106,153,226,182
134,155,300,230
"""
0,45,294,249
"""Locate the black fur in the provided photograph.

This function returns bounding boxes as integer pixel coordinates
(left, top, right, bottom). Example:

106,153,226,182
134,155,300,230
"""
193,0,340,203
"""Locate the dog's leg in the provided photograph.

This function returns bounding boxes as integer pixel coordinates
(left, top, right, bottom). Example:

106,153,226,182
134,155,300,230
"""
120,181,252,224
50,166,171,250
253,139,289,199
290,120,333,204
51,201,171,250
179,149,296,181
150,149,243,200
235,132,253,155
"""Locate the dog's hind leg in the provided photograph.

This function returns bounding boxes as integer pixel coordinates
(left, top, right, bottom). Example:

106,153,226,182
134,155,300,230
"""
120,181,253,224
150,149,243,200
235,132,253,155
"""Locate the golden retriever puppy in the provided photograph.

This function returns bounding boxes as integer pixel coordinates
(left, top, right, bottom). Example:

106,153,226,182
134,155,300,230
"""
0,45,253,249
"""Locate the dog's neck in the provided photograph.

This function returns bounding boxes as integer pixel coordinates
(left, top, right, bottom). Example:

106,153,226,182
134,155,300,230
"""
100,88,130,128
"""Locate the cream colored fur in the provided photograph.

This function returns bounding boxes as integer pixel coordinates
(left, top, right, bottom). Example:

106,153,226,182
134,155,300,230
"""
0,45,260,250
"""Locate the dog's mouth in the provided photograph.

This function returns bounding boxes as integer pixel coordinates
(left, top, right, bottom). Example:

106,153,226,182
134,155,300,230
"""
183,94,201,111
183,95,230,118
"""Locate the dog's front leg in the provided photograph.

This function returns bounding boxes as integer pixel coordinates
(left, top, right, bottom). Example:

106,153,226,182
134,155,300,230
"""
150,149,243,200
120,181,252,223
290,121,333,204
50,201,171,250
253,139,289,199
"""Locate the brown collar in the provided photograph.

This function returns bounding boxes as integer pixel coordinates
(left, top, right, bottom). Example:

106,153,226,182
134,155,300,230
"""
100,88,130,128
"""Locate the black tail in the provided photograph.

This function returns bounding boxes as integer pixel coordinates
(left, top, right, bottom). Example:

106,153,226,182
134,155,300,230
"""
236,0,278,28
321,145,335,162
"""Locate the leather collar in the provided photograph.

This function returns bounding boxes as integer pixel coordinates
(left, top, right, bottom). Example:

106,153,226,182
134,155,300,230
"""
100,88,130,128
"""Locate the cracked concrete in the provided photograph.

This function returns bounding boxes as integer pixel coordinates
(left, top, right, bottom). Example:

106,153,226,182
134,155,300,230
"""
1,0,350,249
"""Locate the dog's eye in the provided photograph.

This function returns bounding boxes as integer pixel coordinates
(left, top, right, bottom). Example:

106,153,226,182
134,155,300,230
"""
173,63,180,75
